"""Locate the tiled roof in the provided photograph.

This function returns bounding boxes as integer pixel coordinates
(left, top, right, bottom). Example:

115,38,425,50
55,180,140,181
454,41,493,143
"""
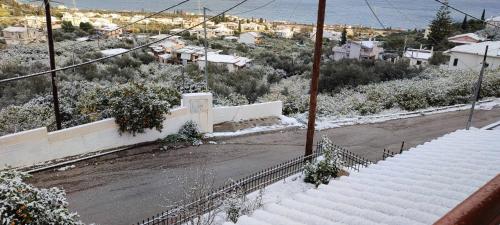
227,129,500,225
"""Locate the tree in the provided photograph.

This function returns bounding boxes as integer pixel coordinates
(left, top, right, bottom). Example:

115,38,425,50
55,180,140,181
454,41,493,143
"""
428,1,452,45
62,21,75,32
481,9,486,21
461,15,468,30
259,18,263,23
429,51,449,65
340,28,347,45
238,20,242,33
79,22,94,33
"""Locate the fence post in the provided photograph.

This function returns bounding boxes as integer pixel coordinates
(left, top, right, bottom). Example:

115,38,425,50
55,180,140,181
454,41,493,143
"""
400,141,405,154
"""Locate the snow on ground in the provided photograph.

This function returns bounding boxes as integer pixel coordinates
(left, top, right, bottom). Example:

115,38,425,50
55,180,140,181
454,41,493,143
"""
207,115,303,137
222,129,500,225
209,99,500,137
57,165,75,171
311,98,500,130
210,173,315,225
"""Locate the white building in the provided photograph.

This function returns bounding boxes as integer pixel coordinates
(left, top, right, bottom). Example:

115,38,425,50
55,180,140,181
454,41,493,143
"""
332,40,384,61
310,28,341,41
238,32,262,45
197,53,252,72
444,41,500,71
97,24,122,38
403,47,434,66
447,33,485,45
213,25,234,37
100,48,128,56
275,28,294,39
241,22,265,32
2,26,42,45
61,12,90,26
485,16,500,29
24,16,60,29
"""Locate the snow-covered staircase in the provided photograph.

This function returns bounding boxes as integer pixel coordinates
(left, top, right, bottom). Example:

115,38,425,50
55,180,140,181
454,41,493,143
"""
224,129,500,225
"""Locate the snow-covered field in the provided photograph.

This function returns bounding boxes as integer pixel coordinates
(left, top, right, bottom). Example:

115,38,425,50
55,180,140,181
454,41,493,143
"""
221,128,500,225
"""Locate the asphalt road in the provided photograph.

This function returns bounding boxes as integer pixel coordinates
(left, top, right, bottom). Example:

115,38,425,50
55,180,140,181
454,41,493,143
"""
29,108,500,225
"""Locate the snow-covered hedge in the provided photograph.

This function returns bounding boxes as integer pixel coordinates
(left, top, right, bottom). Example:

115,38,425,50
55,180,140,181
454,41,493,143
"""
0,82,180,136
0,170,84,225
262,68,500,117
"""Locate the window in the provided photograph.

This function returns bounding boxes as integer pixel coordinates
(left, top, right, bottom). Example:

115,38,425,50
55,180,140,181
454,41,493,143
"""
453,58,458,66
416,60,422,65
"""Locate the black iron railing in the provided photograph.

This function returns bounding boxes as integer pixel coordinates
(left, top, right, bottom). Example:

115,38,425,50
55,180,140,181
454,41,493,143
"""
136,142,372,225
382,149,398,160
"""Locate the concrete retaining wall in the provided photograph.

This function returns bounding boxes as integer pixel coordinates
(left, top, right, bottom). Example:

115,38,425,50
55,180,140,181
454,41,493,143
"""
0,93,282,169
213,101,282,124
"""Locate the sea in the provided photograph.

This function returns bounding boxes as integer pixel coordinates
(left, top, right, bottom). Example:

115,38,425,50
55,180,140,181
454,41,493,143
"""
48,0,500,29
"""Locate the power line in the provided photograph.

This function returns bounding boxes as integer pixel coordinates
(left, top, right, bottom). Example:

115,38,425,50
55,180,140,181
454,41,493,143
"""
0,0,249,84
364,0,386,29
53,0,191,51
433,0,500,29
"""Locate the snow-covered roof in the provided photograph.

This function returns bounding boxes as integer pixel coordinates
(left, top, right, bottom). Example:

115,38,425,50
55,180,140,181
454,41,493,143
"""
199,52,251,66
227,129,500,225
447,33,486,44
486,16,500,22
3,26,28,33
403,49,433,60
241,32,262,38
224,36,238,40
158,54,172,60
445,41,500,57
100,48,128,56
150,34,169,40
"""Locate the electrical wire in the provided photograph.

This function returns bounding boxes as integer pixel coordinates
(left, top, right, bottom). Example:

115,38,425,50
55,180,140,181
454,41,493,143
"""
364,0,386,29
53,0,191,51
433,0,500,29
0,0,249,84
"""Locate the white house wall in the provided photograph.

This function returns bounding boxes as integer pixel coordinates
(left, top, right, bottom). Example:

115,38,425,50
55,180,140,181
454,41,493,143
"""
447,52,500,71
0,93,283,169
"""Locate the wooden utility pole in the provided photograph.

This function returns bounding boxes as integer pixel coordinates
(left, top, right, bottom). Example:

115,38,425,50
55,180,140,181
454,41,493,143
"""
203,7,209,90
305,0,326,157
466,45,489,130
44,0,62,130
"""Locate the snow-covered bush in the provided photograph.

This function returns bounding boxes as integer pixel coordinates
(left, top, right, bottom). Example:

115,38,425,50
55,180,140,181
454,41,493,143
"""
0,170,84,225
304,136,342,187
263,68,500,118
0,97,55,136
162,121,203,148
260,76,310,115
222,187,263,223
108,83,180,135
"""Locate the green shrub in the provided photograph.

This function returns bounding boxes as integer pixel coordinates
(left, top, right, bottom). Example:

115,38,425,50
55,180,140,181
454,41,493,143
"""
108,83,180,135
395,85,429,111
162,121,203,147
304,136,342,187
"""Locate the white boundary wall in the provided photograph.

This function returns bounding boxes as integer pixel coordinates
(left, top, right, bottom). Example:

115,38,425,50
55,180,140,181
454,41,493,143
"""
213,101,282,124
0,93,282,169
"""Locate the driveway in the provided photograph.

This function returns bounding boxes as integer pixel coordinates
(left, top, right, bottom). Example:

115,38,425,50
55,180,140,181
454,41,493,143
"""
29,107,500,225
